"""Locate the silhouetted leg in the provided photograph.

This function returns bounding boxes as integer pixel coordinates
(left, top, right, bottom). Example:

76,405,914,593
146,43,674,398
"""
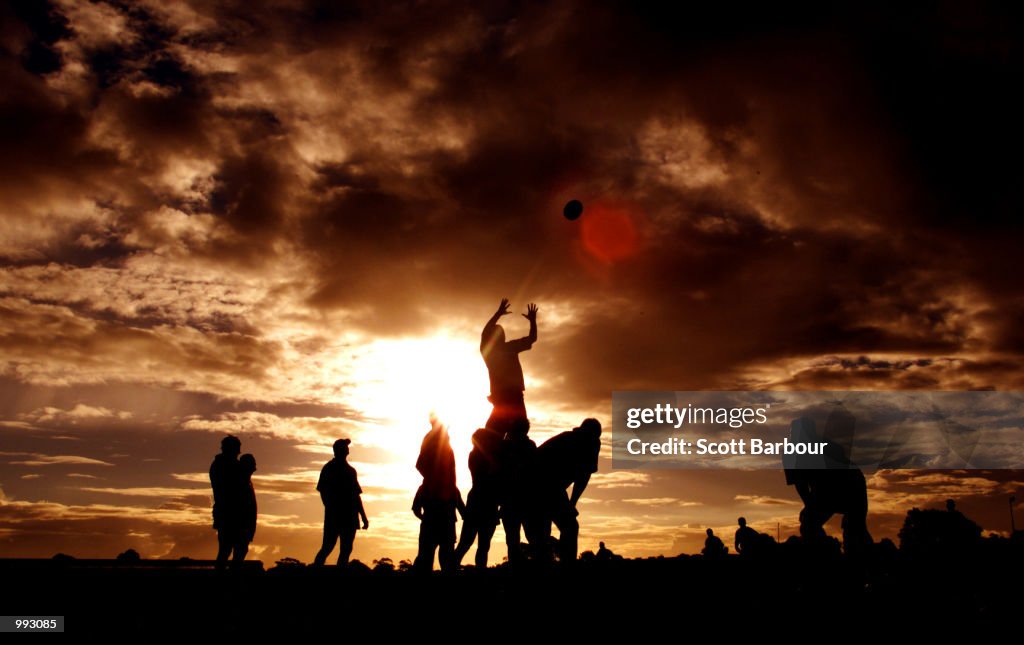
476,520,496,569
841,510,872,555
550,492,579,563
314,511,340,565
216,530,233,571
454,517,478,566
231,533,249,568
502,511,524,563
415,511,439,572
439,519,456,572
799,504,830,541
522,493,552,560
337,523,356,565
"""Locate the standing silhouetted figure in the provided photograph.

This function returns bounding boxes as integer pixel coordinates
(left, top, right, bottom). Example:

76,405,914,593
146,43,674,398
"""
234,453,257,562
532,418,603,562
498,418,538,563
210,435,246,570
454,427,504,569
313,439,369,566
481,298,537,436
414,416,465,572
703,528,727,559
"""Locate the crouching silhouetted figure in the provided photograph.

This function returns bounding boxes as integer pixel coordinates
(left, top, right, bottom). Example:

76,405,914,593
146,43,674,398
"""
531,418,602,563
785,417,872,555
313,438,369,566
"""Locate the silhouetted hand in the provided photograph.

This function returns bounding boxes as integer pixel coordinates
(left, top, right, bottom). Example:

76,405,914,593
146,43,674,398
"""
523,303,538,322
496,298,511,317
362,518,369,530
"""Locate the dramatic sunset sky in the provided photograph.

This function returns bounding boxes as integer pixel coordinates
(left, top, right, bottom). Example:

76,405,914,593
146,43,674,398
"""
1,1,1021,563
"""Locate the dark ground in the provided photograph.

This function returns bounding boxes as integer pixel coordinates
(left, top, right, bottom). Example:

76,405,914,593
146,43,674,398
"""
1,542,1019,637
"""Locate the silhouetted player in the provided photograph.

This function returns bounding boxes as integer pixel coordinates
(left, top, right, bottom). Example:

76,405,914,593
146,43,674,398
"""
481,298,537,436
313,438,369,566
454,427,504,568
785,417,872,554
414,416,465,572
703,528,727,558
533,418,603,562
210,435,245,570
734,517,758,555
498,418,538,563
237,453,258,561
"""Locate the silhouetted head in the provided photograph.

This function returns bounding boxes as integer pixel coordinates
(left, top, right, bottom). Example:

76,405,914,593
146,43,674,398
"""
599,541,606,549
508,417,530,437
706,528,714,537
240,453,256,475
946,499,956,512
221,435,241,457
333,438,351,459
577,418,602,439
738,517,747,528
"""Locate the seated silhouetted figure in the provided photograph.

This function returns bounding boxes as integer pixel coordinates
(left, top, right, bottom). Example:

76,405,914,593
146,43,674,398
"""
454,427,504,569
596,541,615,561
481,298,537,437
703,528,728,559
210,435,244,571
531,418,602,563
735,517,760,556
414,417,465,572
313,439,369,566
898,499,982,556
497,418,538,563
236,453,257,562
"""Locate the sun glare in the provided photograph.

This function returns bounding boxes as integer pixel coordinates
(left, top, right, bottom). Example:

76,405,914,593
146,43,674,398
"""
347,333,493,489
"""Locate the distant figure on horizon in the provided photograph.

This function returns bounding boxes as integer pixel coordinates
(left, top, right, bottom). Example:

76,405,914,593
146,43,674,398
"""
313,438,369,566
532,418,603,563
734,517,758,555
414,416,465,572
702,528,727,559
454,427,504,569
210,435,247,570
237,454,258,561
596,541,615,561
481,298,537,436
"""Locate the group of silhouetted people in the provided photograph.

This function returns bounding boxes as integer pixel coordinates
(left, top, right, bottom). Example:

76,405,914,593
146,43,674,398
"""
209,299,604,571
411,299,602,570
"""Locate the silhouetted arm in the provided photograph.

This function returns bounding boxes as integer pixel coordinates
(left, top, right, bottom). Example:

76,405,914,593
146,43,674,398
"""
481,298,511,350
455,490,466,520
412,486,425,519
522,303,538,344
357,497,369,529
507,303,539,351
569,472,591,508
